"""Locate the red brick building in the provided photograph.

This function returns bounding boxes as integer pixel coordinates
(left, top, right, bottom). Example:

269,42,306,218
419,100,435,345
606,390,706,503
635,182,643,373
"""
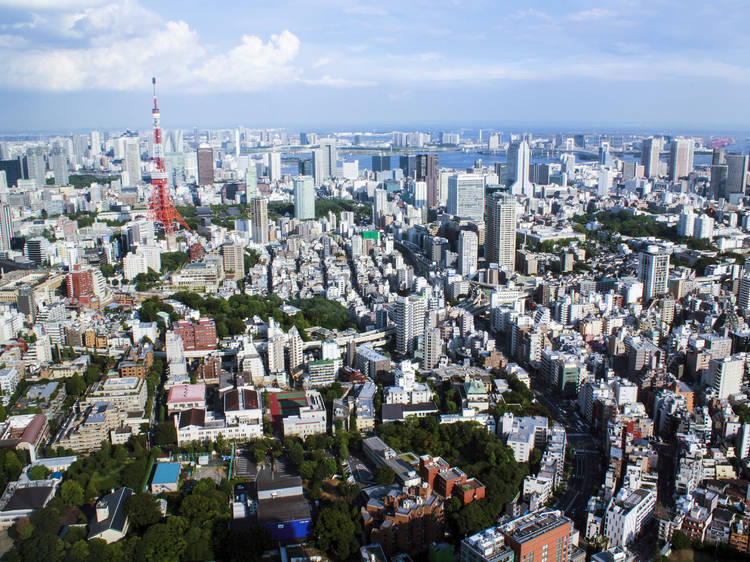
66,265,105,308
173,318,217,351
362,484,444,557
188,243,206,262
419,455,486,505
500,509,572,562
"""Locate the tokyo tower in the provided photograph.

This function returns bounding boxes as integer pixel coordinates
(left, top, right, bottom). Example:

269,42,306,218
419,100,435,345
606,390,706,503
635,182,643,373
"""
147,77,189,242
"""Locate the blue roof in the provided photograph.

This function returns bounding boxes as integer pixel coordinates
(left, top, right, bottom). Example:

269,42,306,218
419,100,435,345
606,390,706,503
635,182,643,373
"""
152,462,180,485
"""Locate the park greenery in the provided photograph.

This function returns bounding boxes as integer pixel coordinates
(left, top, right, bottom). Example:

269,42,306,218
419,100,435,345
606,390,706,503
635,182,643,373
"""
377,419,526,538
169,291,354,339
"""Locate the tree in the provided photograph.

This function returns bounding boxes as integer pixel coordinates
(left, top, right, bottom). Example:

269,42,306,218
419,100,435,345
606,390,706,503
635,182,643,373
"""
125,493,162,531
61,480,84,507
28,465,49,481
84,365,101,386
153,422,177,447
136,516,188,561
314,502,360,561
671,530,692,550
374,465,395,485
65,375,86,397
214,433,228,456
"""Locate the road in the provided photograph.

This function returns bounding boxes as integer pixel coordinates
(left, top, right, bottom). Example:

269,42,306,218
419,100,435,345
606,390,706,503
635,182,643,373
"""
532,385,604,519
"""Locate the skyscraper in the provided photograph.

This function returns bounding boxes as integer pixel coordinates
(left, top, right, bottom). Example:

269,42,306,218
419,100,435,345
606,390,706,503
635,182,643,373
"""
313,138,337,185
372,155,391,172
711,164,729,199
447,173,485,223
638,246,670,300
25,146,46,188
50,146,68,186
293,175,315,220
250,197,269,245
417,154,439,208
726,153,748,198
124,138,141,186
266,151,281,182
485,193,516,271
641,137,661,178
245,165,257,201
197,145,214,186
458,230,478,277
394,295,426,356
399,155,416,178
0,203,13,253
668,138,694,181
507,140,531,196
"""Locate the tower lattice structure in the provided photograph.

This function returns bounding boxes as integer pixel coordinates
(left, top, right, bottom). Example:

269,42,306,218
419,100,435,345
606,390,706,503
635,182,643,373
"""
147,77,189,235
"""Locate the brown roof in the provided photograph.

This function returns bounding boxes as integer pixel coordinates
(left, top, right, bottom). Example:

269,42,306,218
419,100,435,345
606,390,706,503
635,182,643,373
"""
178,408,205,429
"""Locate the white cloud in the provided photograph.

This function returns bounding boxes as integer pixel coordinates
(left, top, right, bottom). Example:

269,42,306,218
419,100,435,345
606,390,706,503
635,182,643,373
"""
0,1,359,93
343,5,388,16
0,0,106,8
312,56,333,68
567,8,617,22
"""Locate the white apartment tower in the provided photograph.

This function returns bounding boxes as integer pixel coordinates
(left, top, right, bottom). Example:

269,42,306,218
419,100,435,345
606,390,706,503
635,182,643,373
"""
638,246,670,300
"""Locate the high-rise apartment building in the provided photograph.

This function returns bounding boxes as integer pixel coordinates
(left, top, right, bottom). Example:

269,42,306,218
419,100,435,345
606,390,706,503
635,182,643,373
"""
394,295,426,356
417,154,439,208
458,230,478,277
50,146,68,186
668,139,694,181
197,146,214,186
25,146,46,188
486,193,517,271
245,164,257,201
124,138,141,186
250,197,269,245
221,243,244,279
265,151,281,182
638,246,670,300
422,327,442,371
709,356,744,399
0,203,13,253
641,137,661,178
293,176,315,220
447,174,485,223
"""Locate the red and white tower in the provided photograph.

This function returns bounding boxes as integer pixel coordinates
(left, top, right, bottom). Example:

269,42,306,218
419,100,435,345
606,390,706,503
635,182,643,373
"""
147,77,189,244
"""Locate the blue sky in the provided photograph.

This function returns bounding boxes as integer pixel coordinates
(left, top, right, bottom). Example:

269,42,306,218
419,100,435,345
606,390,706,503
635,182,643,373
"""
0,0,749,132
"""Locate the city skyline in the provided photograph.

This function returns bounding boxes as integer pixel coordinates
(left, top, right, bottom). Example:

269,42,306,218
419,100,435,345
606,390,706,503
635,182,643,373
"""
1,0,750,131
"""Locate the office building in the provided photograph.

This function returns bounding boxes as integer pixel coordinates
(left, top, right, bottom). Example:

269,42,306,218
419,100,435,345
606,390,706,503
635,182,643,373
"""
486,193,517,271
417,154,439,208
293,176,315,220
197,145,214,186
0,204,12,253
447,173,485,223
507,140,531,196
123,139,140,186
458,230,478,277
711,164,729,199
399,154,416,177
394,295,426,355
24,238,44,267
604,487,656,547
739,273,750,312
372,155,390,172
638,246,670,300
16,286,35,321
668,139,694,181
726,153,748,198
313,138,337,185
641,137,661,178
250,197,269,244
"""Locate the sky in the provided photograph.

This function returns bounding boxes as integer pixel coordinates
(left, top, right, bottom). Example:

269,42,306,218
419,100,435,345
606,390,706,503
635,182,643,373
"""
1,0,750,133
